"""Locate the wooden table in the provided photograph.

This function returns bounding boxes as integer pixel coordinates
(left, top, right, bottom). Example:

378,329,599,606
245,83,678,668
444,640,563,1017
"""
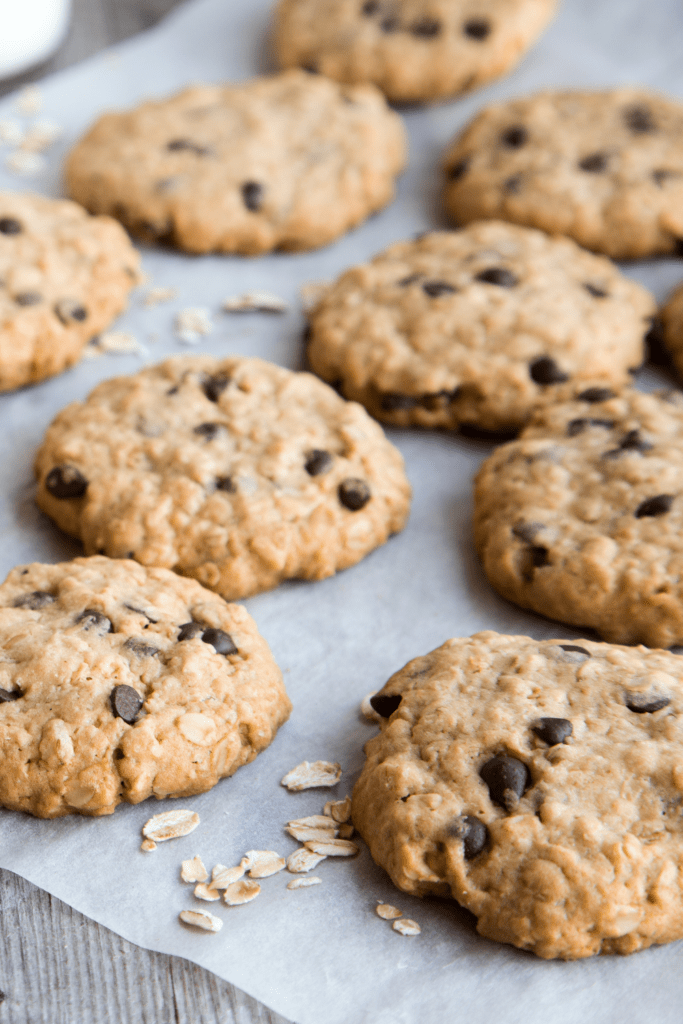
0,3,290,1021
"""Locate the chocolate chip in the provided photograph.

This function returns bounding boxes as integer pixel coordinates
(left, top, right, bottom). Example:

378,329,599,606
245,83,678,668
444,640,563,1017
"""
166,138,210,155
479,755,530,811
566,417,614,437
512,521,543,543
123,638,160,658
339,479,371,511
45,465,88,499
500,125,528,148
361,0,380,13
558,644,590,658
0,217,22,235
14,291,42,306
216,476,236,493
77,609,113,634
624,105,655,133
447,158,470,181
675,238,683,258
653,169,677,186
529,357,569,385
529,545,550,568
625,693,670,714
305,450,333,476
201,628,237,655
380,16,399,31
110,684,143,724
635,494,674,517
579,153,609,173
423,280,456,297
475,267,518,287
369,693,402,718
397,274,421,287
619,429,652,453
448,816,489,859
55,299,88,324
202,373,230,402
194,422,222,440
13,591,55,610
411,16,440,37
381,393,419,411
242,181,264,212
584,283,608,298
0,687,22,702
463,17,491,39
503,174,523,194
178,621,204,641
577,386,616,403
124,604,158,623
533,718,573,745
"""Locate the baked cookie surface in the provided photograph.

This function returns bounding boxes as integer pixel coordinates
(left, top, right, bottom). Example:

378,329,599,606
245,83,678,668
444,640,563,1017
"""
34,356,411,600
661,283,683,379
474,384,683,647
274,0,557,104
0,192,140,391
0,556,290,818
353,630,683,959
443,89,683,259
65,71,406,255
306,223,654,433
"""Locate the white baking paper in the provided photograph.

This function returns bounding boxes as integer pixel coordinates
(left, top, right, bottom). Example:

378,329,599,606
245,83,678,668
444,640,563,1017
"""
0,1,682,1022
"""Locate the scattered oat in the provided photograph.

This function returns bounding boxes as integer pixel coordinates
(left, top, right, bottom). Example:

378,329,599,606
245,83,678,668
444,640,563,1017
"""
179,909,222,933
304,839,359,858
5,150,46,175
244,850,286,878
142,809,199,843
210,861,248,890
97,331,142,355
376,903,403,921
140,838,157,852
223,879,261,905
338,823,355,839
20,120,62,152
223,290,288,313
181,856,208,883
324,796,352,823
361,693,381,723
174,307,212,344
286,824,339,843
281,760,342,791
287,876,322,890
143,285,177,307
289,815,337,829
393,918,421,936
194,882,221,902
299,280,330,313
0,120,23,145
286,848,327,874
16,85,42,116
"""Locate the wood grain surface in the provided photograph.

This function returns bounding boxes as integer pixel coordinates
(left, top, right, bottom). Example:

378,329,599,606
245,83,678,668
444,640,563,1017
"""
0,3,291,1022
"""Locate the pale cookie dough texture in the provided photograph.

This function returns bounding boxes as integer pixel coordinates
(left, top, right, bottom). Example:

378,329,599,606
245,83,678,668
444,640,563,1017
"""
65,70,406,255
443,89,683,259
306,223,655,433
34,356,411,600
274,0,557,104
0,556,290,818
661,283,683,380
353,631,683,959
0,192,140,391
474,385,683,648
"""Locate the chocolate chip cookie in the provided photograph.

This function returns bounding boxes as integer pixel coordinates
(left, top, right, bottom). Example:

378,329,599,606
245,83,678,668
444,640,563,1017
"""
306,223,655,433
661,283,683,379
0,556,290,818
65,71,406,255
353,630,683,958
443,89,683,259
34,356,411,600
0,192,140,391
474,384,683,647
274,0,557,104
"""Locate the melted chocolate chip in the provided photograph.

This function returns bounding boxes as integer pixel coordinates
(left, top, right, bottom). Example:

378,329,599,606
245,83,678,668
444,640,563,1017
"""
45,465,88,499
110,684,143,724
167,138,210,155
529,545,550,568
475,267,518,287
512,521,543,543
339,479,371,511
500,125,528,148
653,169,677,187
123,638,160,658
202,373,230,402
558,644,590,658
380,16,399,31
624,106,655,133
0,688,22,702
54,299,88,324
194,422,222,441
178,621,204,642
635,494,674,518
566,417,614,437
625,693,671,714
411,16,440,36
305,449,333,476
14,291,42,306
533,718,573,745
361,0,380,13
77,609,113,634
201,628,238,655
503,174,522,194
0,217,22,235
448,816,489,859
529,357,569,385
13,591,55,610
447,158,470,181
216,476,236,493
619,429,652,453
479,756,530,811
381,393,420,411
584,283,608,298
369,693,402,718
124,604,158,623
463,17,491,39
242,181,264,212
577,386,616,403
422,388,460,410
397,273,421,287
423,280,457,297
579,153,609,173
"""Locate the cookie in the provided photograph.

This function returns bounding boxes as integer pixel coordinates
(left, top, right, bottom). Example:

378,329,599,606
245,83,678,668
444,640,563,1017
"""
0,556,290,818
306,223,655,433
34,356,411,600
443,88,683,259
0,192,140,391
65,71,406,255
473,384,683,647
273,0,557,105
353,630,683,958
661,283,683,379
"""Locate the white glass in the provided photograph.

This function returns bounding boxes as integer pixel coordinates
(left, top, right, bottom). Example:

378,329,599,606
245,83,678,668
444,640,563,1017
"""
0,0,72,78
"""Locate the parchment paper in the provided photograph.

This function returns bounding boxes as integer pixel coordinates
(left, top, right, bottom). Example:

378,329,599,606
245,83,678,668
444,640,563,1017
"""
0,1,682,1021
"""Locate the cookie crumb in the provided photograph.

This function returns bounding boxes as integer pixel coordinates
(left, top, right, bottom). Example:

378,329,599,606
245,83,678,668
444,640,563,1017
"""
361,693,381,722
181,855,208,883
223,879,261,905
304,838,358,857
174,307,212,344
179,909,222,932
281,760,342,790
376,903,402,920
223,290,288,313
140,838,157,852
393,918,421,936
16,85,42,116
286,848,327,873
323,796,352,823
144,286,177,307
142,809,199,842
97,331,142,355
243,850,286,878
287,876,322,890
337,823,355,839
194,882,221,902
